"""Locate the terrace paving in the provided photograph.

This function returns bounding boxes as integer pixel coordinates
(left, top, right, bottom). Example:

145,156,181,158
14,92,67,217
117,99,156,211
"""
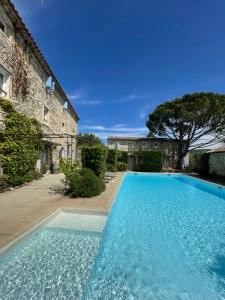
0,172,124,249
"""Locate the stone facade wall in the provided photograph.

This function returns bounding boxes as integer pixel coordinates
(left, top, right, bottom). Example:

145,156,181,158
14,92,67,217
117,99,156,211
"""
0,4,13,73
209,152,225,177
108,138,179,168
0,1,79,173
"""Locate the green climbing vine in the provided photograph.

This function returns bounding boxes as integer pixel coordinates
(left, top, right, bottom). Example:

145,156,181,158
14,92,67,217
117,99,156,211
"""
0,97,43,188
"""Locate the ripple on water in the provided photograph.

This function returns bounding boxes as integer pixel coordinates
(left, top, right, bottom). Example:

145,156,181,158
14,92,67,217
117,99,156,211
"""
0,227,101,300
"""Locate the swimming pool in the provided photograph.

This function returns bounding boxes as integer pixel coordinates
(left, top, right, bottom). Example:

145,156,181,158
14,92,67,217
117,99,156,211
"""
84,174,225,299
0,211,107,299
1,174,225,299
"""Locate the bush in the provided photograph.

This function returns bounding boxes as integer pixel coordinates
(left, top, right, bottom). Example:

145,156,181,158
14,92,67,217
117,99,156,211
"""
133,151,163,172
0,175,8,192
190,152,209,175
68,168,105,198
106,149,118,170
117,162,128,171
106,163,116,172
118,151,128,163
59,158,78,178
81,145,106,176
133,163,142,172
0,110,43,187
0,97,14,113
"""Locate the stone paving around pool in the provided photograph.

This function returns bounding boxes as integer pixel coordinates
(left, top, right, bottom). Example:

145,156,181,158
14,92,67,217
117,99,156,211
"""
0,172,124,249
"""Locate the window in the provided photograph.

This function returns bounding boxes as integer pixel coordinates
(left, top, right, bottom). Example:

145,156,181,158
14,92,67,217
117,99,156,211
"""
0,73,3,90
154,142,159,148
0,69,8,97
44,106,49,122
0,20,5,33
63,101,68,110
62,122,64,127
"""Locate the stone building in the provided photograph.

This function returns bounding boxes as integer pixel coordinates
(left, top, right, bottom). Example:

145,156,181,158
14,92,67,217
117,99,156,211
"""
0,0,79,173
208,146,225,177
107,136,182,169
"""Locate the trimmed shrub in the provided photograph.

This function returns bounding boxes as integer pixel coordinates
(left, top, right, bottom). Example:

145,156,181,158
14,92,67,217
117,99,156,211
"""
117,162,128,171
81,145,106,176
133,150,163,172
68,168,105,198
106,149,118,170
118,151,128,163
106,163,116,172
190,152,209,176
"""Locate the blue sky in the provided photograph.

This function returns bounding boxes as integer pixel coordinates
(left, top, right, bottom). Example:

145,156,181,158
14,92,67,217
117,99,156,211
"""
12,0,225,140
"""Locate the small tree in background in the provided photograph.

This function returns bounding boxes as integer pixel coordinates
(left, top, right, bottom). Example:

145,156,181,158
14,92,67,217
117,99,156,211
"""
106,149,118,172
118,151,128,163
81,145,106,176
146,93,225,169
77,133,102,148
117,151,128,171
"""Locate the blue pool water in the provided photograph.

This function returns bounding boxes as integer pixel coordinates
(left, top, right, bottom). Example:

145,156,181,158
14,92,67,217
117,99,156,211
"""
0,212,106,299
84,174,225,299
1,174,225,299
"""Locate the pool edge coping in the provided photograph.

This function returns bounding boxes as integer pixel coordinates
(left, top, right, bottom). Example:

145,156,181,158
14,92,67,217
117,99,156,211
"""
107,172,126,211
2,172,224,256
127,171,225,191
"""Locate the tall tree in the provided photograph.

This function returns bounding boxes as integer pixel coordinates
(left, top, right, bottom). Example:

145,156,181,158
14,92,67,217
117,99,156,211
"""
146,93,225,169
77,133,102,148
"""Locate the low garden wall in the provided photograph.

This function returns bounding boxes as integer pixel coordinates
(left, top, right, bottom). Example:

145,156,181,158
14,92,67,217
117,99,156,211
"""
209,152,225,177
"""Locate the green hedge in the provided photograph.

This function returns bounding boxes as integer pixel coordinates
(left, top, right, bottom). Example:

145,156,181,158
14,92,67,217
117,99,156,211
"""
81,145,106,176
117,162,128,171
118,151,128,163
189,152,209,175
106,149,118,172
106,163,116,172
68,168,105,198
0,102,42,187
134,150,163,172
106,149,118,165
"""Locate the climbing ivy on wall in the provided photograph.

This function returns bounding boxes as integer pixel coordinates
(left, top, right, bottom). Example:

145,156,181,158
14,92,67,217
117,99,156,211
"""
0,97,43,187
11,37,30,100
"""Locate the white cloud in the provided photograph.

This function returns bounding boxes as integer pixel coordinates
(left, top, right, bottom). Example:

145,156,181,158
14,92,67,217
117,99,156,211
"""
67,89,102,105
80,124,148,140
80,125,147,133
139,103,152,120
112,124,128,128
75,100,102,105
67,89,86,100
112,93,149,103
140,112,146,120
